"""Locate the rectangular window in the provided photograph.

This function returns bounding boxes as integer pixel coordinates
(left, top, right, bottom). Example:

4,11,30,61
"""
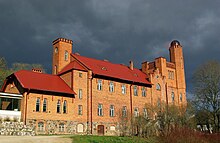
110,105,115,117
98,103,103,116
122,106,127,117
134,107,139,117
43,98,47,112
79,73,82,78
109,82,114,92
78,105,83,115
134,85,138,96
141,87,146,97
122,84,126,94
78,89,82,99
97,80,103,91
36,98,40,112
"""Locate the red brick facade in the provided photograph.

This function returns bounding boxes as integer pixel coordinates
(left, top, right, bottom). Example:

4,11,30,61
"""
2,38,186,135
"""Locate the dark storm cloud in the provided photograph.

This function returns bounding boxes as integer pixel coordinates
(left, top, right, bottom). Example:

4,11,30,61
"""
0,0,220,92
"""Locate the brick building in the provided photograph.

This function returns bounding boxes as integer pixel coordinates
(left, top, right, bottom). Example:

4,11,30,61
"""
1,38,186,135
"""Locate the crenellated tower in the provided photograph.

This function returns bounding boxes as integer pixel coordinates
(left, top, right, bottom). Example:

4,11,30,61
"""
52,38,72,75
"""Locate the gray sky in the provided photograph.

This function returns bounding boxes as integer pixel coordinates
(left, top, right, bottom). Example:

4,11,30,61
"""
0,0,220,92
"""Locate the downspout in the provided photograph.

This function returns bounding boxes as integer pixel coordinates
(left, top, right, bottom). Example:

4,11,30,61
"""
165,83,168,112
25,88,30,125
90,77,93,134
130,84,133,119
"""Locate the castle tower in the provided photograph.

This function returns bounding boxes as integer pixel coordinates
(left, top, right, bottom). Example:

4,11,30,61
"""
169,40,186,104
52,38,73,75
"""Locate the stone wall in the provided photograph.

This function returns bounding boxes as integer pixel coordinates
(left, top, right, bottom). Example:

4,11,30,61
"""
0,121,35,136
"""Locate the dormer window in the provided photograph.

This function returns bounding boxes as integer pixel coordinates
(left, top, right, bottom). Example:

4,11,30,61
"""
64,51,68,61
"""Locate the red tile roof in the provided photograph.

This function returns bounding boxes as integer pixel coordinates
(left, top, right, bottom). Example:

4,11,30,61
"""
58,60,87,74
13,70,75,95
70,53,151,85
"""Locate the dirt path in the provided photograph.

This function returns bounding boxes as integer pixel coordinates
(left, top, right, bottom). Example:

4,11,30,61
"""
0,136,72,143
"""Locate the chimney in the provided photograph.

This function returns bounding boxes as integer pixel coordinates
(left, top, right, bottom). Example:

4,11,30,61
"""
32,68,42,73
129,61,134,70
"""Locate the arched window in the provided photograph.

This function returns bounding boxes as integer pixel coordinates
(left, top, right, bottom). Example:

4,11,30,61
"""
55,47,58,53
64,50,68,61
57,100,61,113
43,98,47,112
134,108,139,117
77,124,84,133
63,100,67,113
54,65,57,74
171,92,175,102
59,123,65,132
36,98,40,112
180,93,183,102
38,122,44,131
156,83,161,91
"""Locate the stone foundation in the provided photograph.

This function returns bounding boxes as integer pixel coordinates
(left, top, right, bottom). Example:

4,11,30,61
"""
0,121,35,136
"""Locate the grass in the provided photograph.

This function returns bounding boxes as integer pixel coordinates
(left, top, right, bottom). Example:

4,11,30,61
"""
68,135,158,143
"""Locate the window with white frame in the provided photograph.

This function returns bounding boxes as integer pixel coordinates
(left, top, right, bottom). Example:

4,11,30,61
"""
98,103,103,116
36,98,40,112
143,108,148,118
134,107,139,117
57,100,61,113
64,50,68,61
38,122,44,131
122,106,127,117
110,105,115,117
78,89,82,99
156,83,161,91
78,105,83,115
59,123,65,132
43,98,47,112
97,80,102,90
109,81,114,92
121,84,126,94
63,100,67,113
142,87,146,97
171,92,175,102
134,85,138,96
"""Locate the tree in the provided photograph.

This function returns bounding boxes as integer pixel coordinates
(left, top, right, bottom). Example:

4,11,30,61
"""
0,57,46,88
193,61,220,132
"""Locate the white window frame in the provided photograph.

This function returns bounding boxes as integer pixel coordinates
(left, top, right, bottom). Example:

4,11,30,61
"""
97,80,102,91
134,85,138,96
43,98,47,112
98,104,103,116
122,84,126,94
78,89,82,99
63,100,67,113
57,100,61,113
134,108,139,117
78,105,83,115
110,105,115,117
38,122,44,131
36,98,40,112
59,123,65,132
143,108,148,118
109,82,114,92
64,50,68,61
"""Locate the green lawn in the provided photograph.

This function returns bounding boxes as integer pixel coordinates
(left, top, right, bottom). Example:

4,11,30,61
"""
68,135,158,143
